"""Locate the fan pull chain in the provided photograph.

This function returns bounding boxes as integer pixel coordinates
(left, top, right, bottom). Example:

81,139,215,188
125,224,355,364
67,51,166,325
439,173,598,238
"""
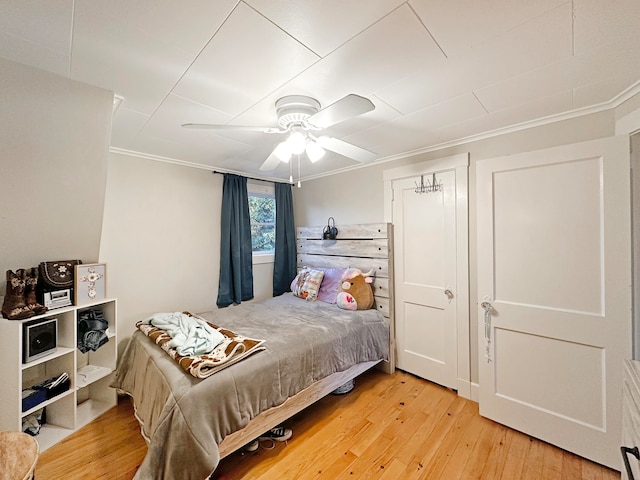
289,156,293,184
297,154,301,188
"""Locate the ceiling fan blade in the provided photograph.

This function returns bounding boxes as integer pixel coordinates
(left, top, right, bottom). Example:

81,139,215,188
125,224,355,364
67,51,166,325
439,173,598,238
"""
317,136,377,163
182,123,283,134
259,149,283,171
307,94,375,129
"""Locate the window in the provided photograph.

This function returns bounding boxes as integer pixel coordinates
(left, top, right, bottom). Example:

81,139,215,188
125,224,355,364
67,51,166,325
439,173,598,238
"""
248,182,275,260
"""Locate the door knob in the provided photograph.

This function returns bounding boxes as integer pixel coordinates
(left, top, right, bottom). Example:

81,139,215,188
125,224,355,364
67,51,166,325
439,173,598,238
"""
444,289,454,301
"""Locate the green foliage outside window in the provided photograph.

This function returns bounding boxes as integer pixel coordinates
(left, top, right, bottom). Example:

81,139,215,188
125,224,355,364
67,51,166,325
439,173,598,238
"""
249,193,275,252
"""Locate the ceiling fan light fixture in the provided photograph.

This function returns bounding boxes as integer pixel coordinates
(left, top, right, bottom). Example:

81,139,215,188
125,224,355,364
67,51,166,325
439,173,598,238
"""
183,93,378,171
274,141,292,162
288,131,307,155
306,140,325,163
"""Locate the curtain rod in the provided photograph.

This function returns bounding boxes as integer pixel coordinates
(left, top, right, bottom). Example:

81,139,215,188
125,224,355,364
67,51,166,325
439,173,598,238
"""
211,170,292,185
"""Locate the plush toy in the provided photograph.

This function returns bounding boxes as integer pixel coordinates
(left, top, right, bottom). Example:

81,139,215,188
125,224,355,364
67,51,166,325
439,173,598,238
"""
336,268,375,310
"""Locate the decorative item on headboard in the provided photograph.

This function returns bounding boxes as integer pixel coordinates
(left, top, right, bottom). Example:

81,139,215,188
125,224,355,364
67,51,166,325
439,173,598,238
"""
337,268,375,311
322,217,338,240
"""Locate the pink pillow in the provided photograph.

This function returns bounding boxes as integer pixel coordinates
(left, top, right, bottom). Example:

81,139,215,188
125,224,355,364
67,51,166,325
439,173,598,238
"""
317,268,347,304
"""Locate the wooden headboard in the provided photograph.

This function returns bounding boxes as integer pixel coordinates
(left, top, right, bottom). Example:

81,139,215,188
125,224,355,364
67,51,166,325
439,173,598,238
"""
296,222,395,372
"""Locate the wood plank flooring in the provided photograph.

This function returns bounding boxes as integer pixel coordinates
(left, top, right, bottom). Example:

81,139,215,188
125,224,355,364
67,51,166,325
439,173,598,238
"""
37,369,619,479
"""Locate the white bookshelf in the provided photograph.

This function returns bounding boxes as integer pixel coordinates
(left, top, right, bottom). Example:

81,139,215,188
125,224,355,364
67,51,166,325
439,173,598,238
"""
0,298,117,452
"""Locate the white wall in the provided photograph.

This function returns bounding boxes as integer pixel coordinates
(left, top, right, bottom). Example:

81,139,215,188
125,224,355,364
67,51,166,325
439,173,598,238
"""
99,153,220,343
99,154,274,343
293,108,620,387
253,260,274,302
0,58,112,293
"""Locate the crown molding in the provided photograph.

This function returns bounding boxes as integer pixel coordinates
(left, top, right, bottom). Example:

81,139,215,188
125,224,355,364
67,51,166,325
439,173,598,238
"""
301,81,640,182
108,147,284,183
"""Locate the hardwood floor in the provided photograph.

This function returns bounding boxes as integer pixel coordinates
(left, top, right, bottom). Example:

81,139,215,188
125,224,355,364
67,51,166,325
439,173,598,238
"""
37,369,619,479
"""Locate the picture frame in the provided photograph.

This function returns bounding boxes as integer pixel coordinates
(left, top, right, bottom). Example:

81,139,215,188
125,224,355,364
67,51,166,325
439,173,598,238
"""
74,263,107,306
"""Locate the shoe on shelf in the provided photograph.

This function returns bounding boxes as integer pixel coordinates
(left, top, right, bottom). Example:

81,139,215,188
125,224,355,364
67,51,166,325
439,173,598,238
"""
244,439,259,452
258,426,292,442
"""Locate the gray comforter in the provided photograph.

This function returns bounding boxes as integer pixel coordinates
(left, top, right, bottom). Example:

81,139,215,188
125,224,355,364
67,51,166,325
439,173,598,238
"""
112,293,389,480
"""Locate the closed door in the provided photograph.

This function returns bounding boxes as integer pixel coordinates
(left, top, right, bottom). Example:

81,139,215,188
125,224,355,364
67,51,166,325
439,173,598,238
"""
477,136,631,469
393,170,458,388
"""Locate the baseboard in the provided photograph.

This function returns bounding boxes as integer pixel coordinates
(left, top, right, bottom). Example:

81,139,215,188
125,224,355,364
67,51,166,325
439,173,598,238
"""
456,378,472,400
470,381,480,402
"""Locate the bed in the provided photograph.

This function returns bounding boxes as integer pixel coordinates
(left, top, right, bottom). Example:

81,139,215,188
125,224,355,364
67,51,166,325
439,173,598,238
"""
112,222,395,480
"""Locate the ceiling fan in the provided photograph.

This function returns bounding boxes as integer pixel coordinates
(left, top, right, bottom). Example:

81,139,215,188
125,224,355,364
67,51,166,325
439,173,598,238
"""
182,94,377,171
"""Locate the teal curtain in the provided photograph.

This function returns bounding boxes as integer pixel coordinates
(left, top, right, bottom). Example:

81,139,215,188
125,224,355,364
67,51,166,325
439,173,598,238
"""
273,182,297,296
216,174,254,307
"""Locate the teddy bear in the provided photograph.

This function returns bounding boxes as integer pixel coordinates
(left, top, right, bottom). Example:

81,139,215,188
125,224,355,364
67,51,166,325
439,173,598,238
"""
336,268,375,310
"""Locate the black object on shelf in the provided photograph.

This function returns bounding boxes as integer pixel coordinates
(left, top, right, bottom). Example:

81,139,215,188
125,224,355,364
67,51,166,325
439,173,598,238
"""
77,308,109,353
33,372,71,399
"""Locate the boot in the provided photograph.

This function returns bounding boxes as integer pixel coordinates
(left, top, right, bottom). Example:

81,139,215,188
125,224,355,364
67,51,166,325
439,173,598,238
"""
1,269,35,320
24,267,47,316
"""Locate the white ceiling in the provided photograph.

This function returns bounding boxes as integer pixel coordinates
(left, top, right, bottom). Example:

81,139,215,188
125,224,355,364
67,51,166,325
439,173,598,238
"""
2,0,640,181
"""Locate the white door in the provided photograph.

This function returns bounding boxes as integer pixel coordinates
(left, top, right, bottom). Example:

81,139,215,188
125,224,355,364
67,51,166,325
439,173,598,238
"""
393,170,458,389
477,136,631,469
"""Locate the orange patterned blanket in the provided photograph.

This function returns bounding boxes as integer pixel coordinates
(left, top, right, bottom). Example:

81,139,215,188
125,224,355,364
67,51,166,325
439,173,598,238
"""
136,312,265,378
